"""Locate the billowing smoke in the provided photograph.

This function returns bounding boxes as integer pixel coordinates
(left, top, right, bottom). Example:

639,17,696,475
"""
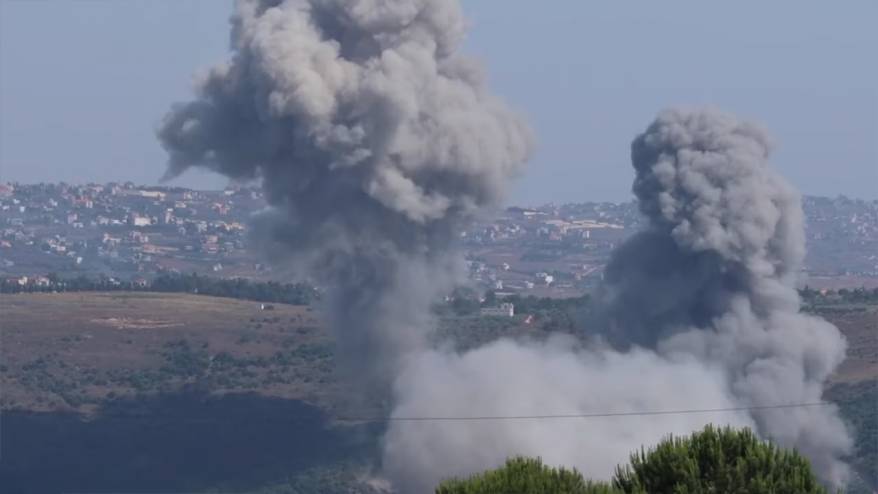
606,108,852,481
158,1,851,491
383,339,754,491
158,0,532,391
382,108,851,491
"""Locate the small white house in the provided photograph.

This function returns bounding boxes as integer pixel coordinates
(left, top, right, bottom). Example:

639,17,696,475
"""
480,303,515,318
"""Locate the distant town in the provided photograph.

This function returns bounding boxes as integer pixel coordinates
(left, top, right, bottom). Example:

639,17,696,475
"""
1,182,876,295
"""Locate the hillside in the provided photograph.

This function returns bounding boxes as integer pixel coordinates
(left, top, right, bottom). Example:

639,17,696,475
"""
0,292,875,492
1,292,342,413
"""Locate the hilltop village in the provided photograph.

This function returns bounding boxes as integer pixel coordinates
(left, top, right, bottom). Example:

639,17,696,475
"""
1,182,876,295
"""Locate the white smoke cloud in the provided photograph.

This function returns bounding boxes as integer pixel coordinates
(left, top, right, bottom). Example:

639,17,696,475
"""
383,338,753,492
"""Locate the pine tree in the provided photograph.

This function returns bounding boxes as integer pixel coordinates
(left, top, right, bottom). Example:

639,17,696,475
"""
613,425,827,493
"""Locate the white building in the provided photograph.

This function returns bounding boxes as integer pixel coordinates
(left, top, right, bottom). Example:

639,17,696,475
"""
480,303,515,318
129,214,151,227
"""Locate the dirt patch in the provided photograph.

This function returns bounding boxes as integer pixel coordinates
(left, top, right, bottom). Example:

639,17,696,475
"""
90,317,183,330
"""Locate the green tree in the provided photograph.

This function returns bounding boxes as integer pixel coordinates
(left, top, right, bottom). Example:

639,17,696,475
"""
482,290,498,307
613,425,828,494
435,426,830,494
435,457,622,494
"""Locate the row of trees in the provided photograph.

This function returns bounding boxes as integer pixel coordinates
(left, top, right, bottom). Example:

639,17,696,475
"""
0,272,319,305
441,288,591,317
800,286,878,305
436,425,831,493
150,273,318,305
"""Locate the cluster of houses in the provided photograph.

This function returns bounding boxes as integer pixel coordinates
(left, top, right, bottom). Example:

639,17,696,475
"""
1,182,876,294
0,182,263,279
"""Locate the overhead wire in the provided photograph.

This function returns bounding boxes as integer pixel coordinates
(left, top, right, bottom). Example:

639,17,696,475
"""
45,400,847,424
333,401,836,423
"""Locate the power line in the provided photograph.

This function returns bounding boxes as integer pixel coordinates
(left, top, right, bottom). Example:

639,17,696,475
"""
335,402,834,423
10,401,844,425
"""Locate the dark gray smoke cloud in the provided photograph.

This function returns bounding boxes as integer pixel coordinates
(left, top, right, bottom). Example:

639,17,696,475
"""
383,108,851,490
158,0,532,390
602,109,799,346
603,108,852,483
159,1,850,489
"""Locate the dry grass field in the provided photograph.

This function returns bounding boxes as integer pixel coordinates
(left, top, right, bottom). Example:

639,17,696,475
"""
0,292,341,413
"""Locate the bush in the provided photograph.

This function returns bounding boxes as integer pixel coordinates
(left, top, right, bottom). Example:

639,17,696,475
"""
435,457,621,494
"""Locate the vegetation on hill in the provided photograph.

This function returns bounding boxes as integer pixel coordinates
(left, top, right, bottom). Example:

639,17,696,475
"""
0,272,319,305
0,292,335,412
436,426,830,494
501,293,591,332
801,286,878,307
826,381,878,490
2,289,874,492
150,273,318,305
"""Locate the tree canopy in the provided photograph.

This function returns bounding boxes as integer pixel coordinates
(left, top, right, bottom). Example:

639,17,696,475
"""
435,425,830,494
435,457,621,494
614,425,827,494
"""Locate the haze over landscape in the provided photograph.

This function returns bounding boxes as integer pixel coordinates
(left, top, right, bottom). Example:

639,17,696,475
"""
1,1,876,494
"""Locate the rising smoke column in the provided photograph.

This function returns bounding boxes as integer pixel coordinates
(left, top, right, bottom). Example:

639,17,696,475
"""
157,2,852,488
158,0,532,390
604,107,852,483
383,108,851,491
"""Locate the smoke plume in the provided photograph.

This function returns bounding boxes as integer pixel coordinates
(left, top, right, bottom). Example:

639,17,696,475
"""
606,108,852,481
383,339,754,491
381,108,851,491
158,0,532,390
159,1,850,490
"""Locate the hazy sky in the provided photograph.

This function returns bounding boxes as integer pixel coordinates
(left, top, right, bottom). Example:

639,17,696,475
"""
1,1,875,204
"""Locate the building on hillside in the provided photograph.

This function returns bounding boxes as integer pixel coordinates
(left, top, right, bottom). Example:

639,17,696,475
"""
128,214,151,227
480,303,515,318
137,190,166,200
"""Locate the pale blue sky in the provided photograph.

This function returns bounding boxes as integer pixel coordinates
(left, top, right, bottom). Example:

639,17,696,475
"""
1,1,876,204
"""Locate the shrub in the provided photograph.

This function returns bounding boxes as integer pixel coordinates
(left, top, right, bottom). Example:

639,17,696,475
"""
435,457,621,494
